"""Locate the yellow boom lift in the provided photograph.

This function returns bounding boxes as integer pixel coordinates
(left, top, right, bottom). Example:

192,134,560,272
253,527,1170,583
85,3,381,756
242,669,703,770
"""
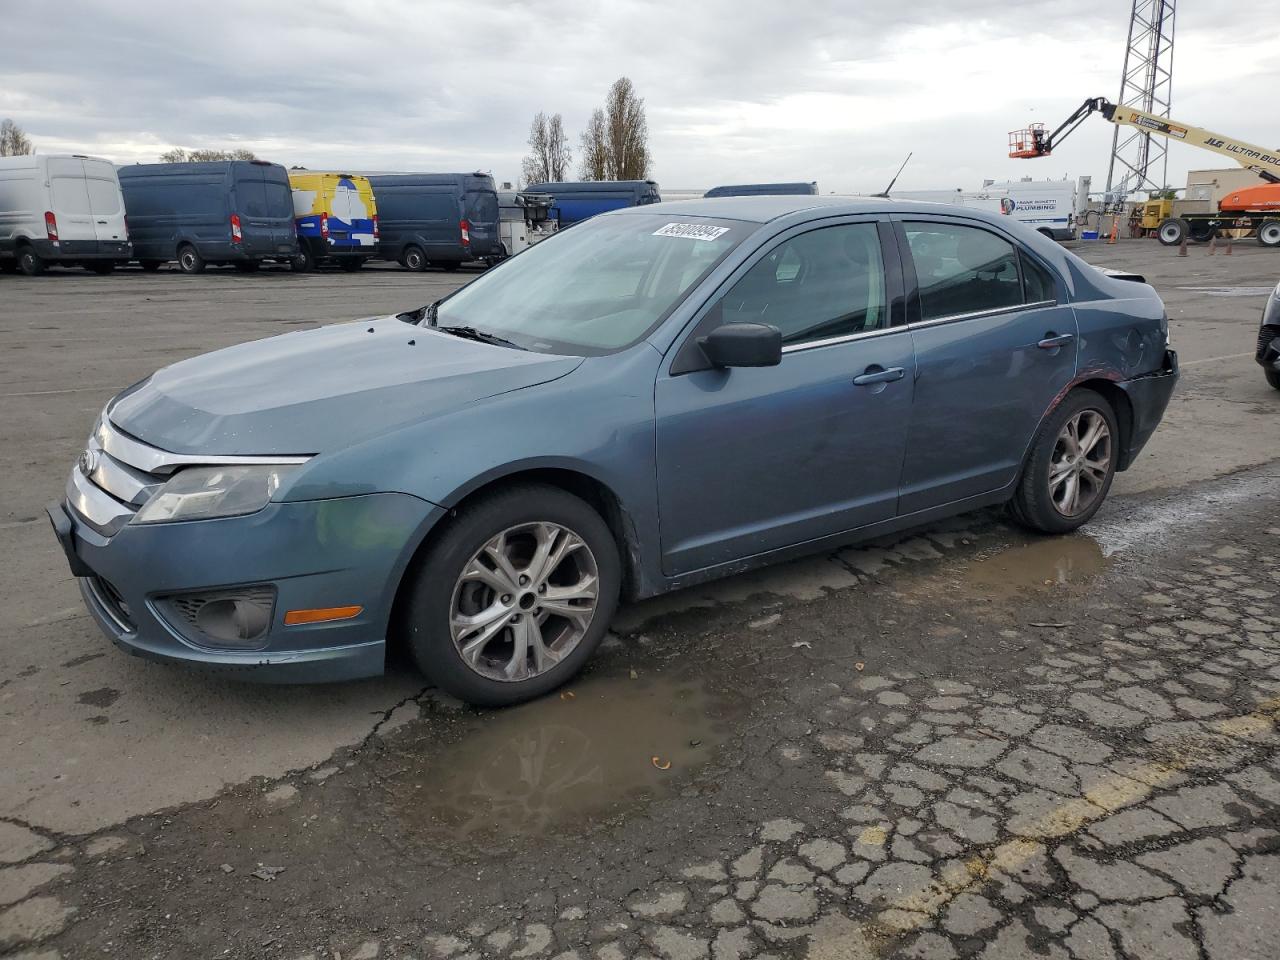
1009,97,1280,248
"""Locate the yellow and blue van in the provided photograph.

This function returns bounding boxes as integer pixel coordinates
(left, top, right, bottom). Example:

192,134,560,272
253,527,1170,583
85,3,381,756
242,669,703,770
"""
288,171,378,271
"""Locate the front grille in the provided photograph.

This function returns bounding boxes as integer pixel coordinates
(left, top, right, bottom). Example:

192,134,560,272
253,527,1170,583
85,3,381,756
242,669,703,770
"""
155,585,276,650
87,576,134,632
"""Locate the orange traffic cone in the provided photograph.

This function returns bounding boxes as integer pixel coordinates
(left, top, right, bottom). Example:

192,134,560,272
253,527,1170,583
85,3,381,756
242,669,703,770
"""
1208,233,1216,256
1178,236,1188,257
1106,217,1119,244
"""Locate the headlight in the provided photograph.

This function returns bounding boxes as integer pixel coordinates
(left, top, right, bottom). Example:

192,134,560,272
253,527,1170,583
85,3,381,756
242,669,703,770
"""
133,464,299,524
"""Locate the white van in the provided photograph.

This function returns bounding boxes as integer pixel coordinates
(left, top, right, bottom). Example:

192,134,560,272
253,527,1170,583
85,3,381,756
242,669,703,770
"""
0,154,131,275
891,181,1077,241
986,180,1077,241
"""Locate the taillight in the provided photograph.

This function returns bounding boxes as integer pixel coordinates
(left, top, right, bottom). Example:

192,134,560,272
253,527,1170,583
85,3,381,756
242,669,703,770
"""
44,211,58,242
230,213,242,243
372,215,379,239
320,212,329,239
460,219,471,247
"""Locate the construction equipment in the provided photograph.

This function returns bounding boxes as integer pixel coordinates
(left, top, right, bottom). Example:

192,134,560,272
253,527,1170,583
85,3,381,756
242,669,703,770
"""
1009,97,1280,248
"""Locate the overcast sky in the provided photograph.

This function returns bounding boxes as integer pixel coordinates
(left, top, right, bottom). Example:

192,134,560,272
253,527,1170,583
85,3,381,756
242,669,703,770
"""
4,1,1277,196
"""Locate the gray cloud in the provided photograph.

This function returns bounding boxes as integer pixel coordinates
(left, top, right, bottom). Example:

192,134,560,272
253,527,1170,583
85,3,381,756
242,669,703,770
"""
3,0,1276,194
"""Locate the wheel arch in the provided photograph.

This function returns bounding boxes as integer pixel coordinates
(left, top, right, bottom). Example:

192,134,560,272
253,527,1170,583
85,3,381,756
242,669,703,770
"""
386,465,644,658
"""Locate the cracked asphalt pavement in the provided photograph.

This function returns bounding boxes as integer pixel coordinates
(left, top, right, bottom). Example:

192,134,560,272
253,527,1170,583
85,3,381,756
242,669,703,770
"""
1,242,1278,959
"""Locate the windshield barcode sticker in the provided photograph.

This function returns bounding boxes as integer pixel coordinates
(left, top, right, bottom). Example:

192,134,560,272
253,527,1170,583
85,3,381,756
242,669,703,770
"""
653,222,730,241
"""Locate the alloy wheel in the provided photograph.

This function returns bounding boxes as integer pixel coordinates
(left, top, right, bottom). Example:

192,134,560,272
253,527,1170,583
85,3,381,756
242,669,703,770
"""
1049,409,1111,517
449,522,599,683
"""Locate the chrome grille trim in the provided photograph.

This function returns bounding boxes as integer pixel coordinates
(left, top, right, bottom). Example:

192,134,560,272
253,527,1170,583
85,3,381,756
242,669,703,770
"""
94,416,310,475
67,466,133,531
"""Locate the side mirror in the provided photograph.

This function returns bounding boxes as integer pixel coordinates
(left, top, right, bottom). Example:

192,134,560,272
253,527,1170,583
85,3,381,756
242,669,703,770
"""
698,323,782,368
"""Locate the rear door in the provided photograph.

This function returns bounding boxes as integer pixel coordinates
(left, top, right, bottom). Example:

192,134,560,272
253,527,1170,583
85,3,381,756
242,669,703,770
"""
261,172,298,253
463,183,500,258
46,158,95,242
232,168,271,255
81,160,127,244
895,216,1077,513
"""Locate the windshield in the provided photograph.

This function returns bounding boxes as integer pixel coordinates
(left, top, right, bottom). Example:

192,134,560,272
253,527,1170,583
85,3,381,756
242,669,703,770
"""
434,213,749,355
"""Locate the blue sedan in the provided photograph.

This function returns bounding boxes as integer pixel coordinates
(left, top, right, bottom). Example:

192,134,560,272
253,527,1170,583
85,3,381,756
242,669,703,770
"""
49,197,1178,705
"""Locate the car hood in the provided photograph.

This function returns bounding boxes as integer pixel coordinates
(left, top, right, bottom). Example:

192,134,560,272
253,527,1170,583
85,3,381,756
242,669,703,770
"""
108,317,583,456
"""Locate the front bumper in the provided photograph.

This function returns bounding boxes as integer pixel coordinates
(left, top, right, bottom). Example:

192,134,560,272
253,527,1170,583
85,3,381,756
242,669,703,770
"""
1256,324,1280,371
1116,348,1179,471
47,492,441,683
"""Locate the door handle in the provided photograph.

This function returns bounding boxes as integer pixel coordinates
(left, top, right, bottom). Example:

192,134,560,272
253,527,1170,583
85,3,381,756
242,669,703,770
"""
852,366,906,386
1037,333,1075,350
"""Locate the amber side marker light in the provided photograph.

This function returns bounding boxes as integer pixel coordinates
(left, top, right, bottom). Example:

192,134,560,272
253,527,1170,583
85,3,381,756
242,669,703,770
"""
283,605,363,626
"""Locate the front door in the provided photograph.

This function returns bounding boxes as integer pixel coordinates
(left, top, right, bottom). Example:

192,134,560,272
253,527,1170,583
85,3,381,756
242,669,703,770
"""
895,217,1078,514
655,220,914,576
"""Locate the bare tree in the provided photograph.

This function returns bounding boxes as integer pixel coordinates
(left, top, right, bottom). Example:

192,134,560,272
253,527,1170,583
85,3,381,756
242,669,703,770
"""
521,112,572,185
160,147,257,163
0,118,33,157
602,77,650,180
546,113,571,181
578,108,608,181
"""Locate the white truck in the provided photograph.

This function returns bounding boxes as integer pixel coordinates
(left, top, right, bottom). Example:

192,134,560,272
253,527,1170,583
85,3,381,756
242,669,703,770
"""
497,190,559,258
0,154,131,274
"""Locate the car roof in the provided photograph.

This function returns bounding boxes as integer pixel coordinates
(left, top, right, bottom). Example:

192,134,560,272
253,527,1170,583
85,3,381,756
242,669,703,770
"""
612,194,997,225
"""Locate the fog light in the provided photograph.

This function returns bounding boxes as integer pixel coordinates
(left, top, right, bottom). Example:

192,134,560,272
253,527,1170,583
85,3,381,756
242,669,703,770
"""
155,585,275,650
196,597,272,643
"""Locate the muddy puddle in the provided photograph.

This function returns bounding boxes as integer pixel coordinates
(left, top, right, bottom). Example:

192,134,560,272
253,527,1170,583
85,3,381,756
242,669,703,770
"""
961,534,1109,597
385,667,747,840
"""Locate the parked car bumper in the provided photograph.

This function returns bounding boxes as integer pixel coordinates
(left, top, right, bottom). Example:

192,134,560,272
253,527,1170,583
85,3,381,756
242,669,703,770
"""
47,490,441,683
1116,349,1179,470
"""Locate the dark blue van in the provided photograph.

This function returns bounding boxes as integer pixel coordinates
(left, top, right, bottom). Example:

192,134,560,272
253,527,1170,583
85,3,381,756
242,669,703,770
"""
367,173,500,271
524,180,661,226
703,182,818,198
117,160,299,273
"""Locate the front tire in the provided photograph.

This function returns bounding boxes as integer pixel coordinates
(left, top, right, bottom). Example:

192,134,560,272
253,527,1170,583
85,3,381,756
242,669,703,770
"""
405,485,621,707
1010,389,1118,534
1266,369,1280,391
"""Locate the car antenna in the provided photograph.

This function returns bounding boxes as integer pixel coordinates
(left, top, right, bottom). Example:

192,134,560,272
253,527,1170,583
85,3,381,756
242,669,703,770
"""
872,152,912,199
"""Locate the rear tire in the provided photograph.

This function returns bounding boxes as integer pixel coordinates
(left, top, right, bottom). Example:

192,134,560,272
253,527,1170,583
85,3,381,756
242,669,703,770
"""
1258,220,1280,248
139,260,163,272
1010,389,1119,534
17,247,45,276
1156,218,1187,246
402,245,426,271
291,246,314,272
404,484,621,707
177,244,205,274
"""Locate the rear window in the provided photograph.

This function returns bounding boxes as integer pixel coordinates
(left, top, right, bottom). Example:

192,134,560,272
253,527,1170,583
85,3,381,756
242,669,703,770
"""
86,179,121,216
465,191,498,223
236,179,269,218
264,181,293,217
905,223,1023,321
51,177,91,216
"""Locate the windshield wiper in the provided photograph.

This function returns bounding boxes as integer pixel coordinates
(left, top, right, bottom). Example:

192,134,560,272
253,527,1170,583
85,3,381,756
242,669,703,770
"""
434,325,524,350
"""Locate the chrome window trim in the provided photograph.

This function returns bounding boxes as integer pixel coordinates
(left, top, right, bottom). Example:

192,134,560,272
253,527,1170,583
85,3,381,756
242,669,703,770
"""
909,299,1059,330
96,415,311,475
780,323,905,355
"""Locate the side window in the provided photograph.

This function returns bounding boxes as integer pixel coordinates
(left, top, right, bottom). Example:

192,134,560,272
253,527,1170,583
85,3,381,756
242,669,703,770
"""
905,223,1022,321
1021,251,1057,303
719,223,887,347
